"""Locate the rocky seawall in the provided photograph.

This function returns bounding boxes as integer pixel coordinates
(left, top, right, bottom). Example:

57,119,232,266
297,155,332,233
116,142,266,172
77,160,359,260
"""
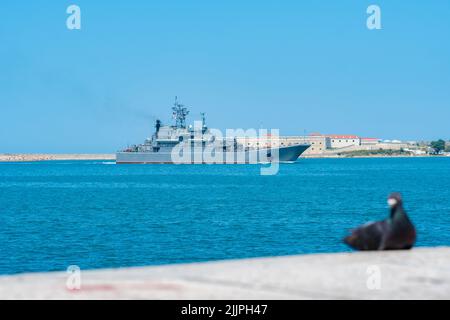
0,154,115,162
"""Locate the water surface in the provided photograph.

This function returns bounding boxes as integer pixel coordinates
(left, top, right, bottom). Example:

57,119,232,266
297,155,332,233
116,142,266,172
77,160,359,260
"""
0,158,449,275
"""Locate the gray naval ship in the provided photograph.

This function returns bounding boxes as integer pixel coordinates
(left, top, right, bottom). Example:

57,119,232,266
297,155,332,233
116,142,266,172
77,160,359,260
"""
116,98,310,164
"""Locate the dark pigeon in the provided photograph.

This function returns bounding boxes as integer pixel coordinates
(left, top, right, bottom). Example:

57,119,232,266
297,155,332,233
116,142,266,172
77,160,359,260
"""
344,193,416,251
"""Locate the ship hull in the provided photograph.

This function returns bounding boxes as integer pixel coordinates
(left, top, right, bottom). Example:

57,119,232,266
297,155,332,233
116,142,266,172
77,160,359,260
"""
116,144,310,164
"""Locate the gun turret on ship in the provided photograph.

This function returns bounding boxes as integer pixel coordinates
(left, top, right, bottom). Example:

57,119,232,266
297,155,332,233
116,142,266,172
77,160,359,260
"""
116,98,310,164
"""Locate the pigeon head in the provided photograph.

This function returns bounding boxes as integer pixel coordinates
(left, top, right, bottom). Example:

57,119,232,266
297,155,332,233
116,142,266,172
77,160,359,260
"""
387,192,403,209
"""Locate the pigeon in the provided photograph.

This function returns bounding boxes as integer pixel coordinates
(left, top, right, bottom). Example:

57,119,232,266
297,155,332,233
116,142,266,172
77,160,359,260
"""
344,193,416,251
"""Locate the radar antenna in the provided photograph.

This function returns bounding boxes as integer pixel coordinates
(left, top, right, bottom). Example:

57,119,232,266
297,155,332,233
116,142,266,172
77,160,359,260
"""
172,96,190,128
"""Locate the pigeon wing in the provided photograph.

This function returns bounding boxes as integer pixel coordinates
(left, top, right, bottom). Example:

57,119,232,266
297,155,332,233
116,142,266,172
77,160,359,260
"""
344,220,389,251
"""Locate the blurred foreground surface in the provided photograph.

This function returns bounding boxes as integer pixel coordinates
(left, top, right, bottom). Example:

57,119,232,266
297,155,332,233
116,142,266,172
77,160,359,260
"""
0,247,449,299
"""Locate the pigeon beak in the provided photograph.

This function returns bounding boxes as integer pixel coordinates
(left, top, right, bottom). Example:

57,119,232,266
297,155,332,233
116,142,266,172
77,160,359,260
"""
388,198,397,207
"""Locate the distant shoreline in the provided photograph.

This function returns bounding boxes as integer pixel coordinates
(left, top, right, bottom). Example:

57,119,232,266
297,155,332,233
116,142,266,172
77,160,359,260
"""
1,153,446,162
0,154,115,162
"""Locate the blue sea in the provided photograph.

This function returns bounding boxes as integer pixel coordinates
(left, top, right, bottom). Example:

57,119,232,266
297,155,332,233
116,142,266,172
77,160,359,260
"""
0,158,449,275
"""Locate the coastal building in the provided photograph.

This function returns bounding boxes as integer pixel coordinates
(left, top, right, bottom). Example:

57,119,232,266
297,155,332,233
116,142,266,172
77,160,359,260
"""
327,135,360,148
236,134,330,155
236,132,417,157
361,138,381,145
278,135,330,155
404,148,427,155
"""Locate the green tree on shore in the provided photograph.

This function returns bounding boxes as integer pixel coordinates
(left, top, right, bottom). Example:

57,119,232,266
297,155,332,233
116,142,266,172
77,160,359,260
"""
430,139,446,154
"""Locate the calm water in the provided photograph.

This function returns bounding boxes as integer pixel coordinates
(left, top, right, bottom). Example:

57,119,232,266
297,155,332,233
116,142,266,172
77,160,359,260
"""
0,158,449,275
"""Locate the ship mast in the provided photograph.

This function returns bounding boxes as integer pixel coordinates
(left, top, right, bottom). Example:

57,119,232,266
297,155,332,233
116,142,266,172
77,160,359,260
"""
200,112,207,133
172,96,189,128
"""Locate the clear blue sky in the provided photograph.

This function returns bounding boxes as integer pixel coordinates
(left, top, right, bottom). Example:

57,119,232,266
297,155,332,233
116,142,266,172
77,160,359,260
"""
1,1,449,153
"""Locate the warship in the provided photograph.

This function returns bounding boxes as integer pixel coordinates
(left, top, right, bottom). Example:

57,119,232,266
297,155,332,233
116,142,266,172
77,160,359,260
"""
116,98,310,164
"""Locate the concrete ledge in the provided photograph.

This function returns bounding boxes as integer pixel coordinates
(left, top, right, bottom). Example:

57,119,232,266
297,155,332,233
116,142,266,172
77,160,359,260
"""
1,247,449,299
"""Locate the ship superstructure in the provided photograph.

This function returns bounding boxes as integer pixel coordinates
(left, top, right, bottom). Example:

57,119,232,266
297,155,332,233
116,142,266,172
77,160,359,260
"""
116,98,310,164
